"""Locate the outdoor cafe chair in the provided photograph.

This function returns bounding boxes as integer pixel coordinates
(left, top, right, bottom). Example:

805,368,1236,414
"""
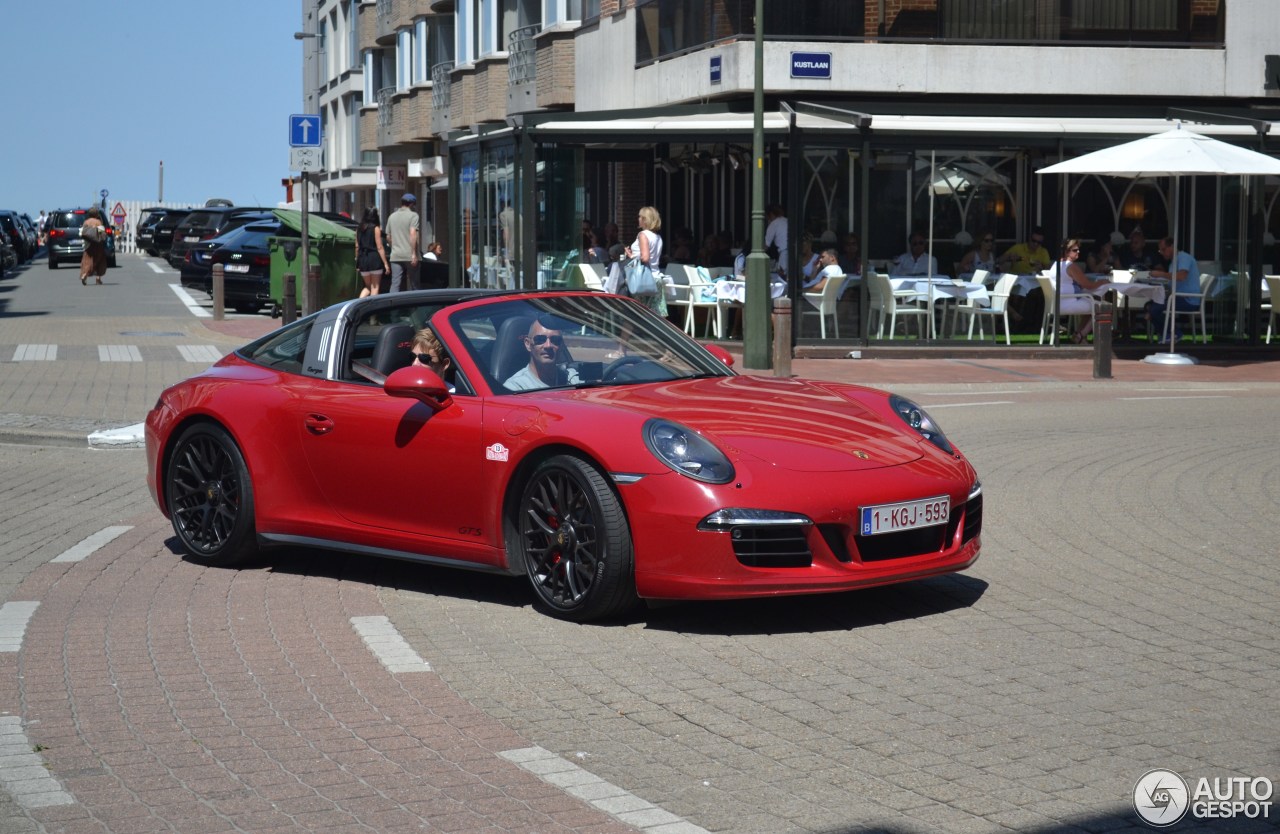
868,270,928,339
954,272,1018,345
1162,272,1215,343
801,274,848,339
1035,273,1096,345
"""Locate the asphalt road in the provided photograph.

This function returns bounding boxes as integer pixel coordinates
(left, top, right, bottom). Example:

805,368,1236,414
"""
0,252,1276,833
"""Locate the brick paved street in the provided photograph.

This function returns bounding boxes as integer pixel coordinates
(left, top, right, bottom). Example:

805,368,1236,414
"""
0,255,1277,832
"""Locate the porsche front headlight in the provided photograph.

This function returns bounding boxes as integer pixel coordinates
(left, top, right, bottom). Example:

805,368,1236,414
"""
643,419,735,484
889,394,954,455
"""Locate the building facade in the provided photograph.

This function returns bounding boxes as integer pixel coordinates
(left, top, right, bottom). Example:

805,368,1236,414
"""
306,0,1280,345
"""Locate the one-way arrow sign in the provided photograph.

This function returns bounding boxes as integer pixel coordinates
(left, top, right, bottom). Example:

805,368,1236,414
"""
290,114,321,147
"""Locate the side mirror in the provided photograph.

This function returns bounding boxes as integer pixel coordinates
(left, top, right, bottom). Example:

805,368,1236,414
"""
384,365,453,412
704,344,735,367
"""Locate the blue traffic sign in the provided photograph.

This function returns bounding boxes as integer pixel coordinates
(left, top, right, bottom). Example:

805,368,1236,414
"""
290,114,321,147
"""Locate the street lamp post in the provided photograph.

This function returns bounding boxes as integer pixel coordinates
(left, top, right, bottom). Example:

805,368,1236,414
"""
743,0,770,369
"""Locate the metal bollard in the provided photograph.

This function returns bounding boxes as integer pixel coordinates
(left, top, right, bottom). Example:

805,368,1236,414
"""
771,297,792,378
211,263,225,321
282,273,297,325
1093,301,1113,379
305,264,320,317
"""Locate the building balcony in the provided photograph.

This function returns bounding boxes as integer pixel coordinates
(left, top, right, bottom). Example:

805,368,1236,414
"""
375,0,418,44
431,61,454,137
508,23,576,114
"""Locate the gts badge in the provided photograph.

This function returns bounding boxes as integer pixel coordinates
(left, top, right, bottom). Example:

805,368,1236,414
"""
458,527,482,537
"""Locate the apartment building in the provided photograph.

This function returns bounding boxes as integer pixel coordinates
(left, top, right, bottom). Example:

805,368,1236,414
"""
307,0,1280,344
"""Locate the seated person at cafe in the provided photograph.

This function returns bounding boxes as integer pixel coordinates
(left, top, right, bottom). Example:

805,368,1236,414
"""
504,316,581,391
837,233,862,276
959,231,998,276
1146,237,1201,342
804,248,842,292
1119,227,1164,271
1087,239,1122,274
797,233,822,285
890,231,938,276
1054,238,1110,343
997,226,1053,274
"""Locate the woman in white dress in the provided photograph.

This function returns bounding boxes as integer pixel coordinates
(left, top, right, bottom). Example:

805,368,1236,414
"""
1055,238,1110,343
624,206,667,317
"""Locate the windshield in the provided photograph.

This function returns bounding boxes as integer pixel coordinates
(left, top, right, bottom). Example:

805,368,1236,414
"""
446,294,734,394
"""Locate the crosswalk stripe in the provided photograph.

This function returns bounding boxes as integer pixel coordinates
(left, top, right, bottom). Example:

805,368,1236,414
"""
98,345,143,362
177,345,224,363
12,345,57,361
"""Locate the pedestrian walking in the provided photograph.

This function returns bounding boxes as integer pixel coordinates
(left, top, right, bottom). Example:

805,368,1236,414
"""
355,207,389,298
385,193,420,292
79,207,108,285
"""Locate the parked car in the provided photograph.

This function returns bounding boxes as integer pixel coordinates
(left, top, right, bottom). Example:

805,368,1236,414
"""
204,221,289,313
168,207,271,270
151,210,189,260
45,209,117,270
145,289,983,622
179,216,280,298
135,207,183,256
0,235,14,276
18,214,39,255
0,211,35,264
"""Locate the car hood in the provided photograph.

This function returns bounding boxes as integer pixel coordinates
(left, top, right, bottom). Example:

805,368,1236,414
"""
556,375,928,472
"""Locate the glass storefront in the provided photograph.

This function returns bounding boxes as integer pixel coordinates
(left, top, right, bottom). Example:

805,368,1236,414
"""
449,117,1279,346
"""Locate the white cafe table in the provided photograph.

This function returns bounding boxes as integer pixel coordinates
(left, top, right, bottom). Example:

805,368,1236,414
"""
713,278,788,304
890,277,990,337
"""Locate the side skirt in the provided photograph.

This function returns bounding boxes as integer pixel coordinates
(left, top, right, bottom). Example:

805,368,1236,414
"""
258,533,520,576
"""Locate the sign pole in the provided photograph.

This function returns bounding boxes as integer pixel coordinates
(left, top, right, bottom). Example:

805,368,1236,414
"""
301,172,311,316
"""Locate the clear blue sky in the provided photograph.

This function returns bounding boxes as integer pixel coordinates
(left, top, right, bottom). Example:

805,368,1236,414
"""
0,2,302,217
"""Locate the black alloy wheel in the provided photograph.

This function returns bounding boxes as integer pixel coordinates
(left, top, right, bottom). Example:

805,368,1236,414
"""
517,455,637,621
165,423,259,567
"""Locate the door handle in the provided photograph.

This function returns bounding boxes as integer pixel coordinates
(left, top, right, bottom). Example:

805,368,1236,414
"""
304,414,334,435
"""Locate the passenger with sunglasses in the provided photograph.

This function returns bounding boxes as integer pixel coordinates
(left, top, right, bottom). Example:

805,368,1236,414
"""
410,327,455,392
503,317,582,391
997,226,1053,275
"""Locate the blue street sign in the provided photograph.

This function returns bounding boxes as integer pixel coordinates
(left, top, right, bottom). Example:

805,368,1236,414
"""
710,55,722,84
290,114,321,147
791,52,832,79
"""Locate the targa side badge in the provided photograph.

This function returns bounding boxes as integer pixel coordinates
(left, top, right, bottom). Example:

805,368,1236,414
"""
485,442,510,462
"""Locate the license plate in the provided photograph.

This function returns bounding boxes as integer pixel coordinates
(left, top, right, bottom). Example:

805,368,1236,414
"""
224,264,249,273
860,496,949,536
184,236,199,242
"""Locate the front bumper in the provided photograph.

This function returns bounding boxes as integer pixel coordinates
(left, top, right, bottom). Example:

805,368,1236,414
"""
619,466,982,601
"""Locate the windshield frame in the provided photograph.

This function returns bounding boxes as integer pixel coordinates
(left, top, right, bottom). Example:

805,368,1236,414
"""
442,293,735,395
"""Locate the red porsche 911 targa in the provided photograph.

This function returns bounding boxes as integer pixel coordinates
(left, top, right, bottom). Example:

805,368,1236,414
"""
146,289,981,621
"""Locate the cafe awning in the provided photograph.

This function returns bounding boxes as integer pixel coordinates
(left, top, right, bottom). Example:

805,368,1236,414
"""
522,105,1280,144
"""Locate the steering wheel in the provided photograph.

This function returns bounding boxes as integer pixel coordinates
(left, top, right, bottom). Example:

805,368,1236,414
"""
602,355,649,381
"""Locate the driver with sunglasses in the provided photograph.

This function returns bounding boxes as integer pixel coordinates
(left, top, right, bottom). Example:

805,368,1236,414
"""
504,317,582,391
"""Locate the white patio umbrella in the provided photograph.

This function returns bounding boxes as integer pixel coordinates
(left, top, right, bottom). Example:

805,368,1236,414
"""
1038,125,1280,364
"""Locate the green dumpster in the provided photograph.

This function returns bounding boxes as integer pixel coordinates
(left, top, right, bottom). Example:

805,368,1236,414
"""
268,209,356,315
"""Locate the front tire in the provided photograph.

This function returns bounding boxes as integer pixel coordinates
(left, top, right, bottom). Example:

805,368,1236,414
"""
165,423,259,567
48,257,57,269
515,455,637,622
